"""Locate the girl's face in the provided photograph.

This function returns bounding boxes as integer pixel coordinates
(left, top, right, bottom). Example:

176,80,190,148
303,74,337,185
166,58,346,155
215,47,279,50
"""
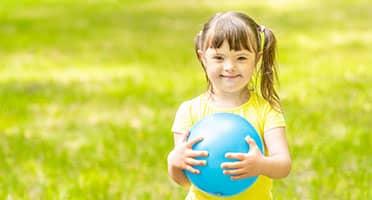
200,40,258,95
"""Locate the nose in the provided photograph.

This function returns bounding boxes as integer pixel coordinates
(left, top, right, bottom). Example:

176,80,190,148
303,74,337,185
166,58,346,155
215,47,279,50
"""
223,60,235,72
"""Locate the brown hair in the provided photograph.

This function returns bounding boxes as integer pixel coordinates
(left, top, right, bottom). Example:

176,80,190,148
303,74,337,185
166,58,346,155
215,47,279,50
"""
194,11,281,109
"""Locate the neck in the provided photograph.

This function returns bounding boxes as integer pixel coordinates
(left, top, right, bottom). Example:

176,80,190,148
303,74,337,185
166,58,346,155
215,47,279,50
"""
208,88,250,108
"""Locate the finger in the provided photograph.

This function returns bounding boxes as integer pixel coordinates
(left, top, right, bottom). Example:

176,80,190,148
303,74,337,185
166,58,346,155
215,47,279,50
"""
187,149,209,157
185,158,207,166
187,136,204,148
223,168,245,176
245,136,258,151
184,165,200,174
220,161,242,169
225,152,246,160
231,173,251,180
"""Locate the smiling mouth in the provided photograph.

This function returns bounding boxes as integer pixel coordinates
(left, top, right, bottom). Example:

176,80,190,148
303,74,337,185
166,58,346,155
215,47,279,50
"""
220,75,241,78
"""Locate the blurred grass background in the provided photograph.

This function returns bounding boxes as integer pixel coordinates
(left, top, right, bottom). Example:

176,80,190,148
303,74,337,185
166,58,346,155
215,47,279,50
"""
0,0,371,199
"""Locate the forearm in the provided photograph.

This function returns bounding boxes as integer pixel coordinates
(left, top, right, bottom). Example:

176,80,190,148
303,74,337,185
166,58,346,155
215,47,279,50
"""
167,152,190,188
260,154,291,179
167,164,190,187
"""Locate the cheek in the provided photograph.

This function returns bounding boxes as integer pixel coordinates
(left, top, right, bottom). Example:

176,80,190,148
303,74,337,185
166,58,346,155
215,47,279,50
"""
245,67,255,76
241,63,256,76
206,66,221,78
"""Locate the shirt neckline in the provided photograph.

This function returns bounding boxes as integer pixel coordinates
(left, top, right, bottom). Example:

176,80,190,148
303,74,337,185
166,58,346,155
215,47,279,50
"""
201,91,255,112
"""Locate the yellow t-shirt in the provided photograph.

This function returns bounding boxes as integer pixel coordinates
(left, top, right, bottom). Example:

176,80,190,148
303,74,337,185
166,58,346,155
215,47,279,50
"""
171,92,286,200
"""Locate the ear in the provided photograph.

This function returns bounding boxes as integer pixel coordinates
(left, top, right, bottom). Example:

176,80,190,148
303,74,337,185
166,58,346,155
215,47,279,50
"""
197,49,204,59
197,49,206,64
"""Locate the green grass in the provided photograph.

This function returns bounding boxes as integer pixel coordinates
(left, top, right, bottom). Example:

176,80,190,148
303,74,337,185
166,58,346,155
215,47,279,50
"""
0,0,371,199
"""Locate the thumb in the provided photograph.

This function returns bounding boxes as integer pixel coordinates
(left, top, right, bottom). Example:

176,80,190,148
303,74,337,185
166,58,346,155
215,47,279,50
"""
245,136,258,151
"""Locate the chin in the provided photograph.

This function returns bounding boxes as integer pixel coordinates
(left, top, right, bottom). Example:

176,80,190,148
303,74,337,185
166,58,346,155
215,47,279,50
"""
221,88,245,93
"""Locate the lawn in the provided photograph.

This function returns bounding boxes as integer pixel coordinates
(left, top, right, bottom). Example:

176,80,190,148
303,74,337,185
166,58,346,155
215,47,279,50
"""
0,0,371,199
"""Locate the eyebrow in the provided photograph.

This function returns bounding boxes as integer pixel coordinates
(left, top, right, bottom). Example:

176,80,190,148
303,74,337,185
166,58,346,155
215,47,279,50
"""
236,52,250,55
236,50,252,54
210,50,252,56
206,52,224,57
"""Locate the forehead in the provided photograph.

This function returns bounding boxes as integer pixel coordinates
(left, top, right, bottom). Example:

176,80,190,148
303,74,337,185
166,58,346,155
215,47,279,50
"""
205,40,253,55
202,16,259,53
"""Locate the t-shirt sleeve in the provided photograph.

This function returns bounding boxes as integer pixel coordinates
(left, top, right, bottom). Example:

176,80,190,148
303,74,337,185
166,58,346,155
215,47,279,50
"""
263,104,286,132
171,101,193,134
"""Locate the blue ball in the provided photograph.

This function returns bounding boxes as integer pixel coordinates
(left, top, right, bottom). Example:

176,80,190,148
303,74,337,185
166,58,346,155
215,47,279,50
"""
185,113,264,197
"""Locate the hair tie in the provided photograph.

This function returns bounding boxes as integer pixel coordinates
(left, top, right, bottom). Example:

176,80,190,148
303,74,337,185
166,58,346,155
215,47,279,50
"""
258,25,266,52
259,25,266,33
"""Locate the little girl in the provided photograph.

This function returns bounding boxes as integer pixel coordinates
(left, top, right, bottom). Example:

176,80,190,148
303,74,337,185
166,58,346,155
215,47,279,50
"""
167,11,291,200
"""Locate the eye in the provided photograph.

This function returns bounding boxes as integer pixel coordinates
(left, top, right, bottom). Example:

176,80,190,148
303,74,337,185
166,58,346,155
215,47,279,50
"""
237,56,248,61
213,56,224,61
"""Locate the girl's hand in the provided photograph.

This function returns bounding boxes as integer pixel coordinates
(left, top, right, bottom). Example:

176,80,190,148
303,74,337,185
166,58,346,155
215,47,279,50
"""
168,131,209,174
221,136,264,180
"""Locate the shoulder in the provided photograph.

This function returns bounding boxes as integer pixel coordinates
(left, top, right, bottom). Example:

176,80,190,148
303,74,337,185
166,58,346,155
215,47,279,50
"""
172,94,206,133
174,93,208,123
177,94,205,110
249,92,270,109
250,92,282,111
174,94,204,116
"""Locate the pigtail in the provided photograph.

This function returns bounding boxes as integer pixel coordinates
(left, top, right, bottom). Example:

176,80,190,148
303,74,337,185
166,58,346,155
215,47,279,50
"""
259,27,281,110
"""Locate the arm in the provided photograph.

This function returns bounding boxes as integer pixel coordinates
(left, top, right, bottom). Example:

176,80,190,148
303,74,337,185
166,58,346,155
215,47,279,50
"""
260,127,292,179
167,131,208,187
221,127,291,179
167,132,190,188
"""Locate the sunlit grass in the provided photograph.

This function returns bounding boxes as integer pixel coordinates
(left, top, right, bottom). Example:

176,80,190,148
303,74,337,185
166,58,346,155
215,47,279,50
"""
0,0,371,199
